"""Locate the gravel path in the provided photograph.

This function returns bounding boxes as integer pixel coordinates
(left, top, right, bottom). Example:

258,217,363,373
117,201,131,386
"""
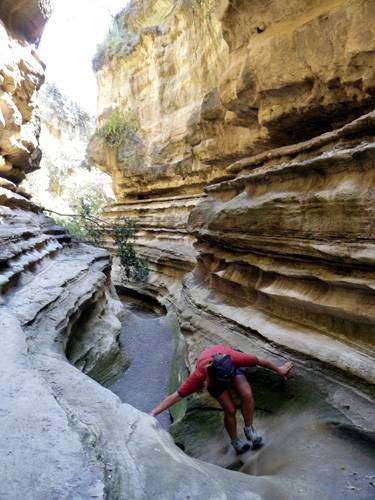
110,304,174,429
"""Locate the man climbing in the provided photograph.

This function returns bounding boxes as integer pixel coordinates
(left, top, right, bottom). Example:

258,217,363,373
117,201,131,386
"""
150,344,293,454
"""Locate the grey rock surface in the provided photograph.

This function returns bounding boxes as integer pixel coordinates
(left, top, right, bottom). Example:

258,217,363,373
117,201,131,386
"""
110,304,174,429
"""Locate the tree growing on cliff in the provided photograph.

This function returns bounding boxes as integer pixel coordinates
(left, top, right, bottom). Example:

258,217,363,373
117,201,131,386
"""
49,200,149,282
111,218,149,282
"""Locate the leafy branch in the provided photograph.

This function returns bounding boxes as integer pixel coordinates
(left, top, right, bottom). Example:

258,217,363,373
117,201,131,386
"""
46,200,149,282
96,107,139,150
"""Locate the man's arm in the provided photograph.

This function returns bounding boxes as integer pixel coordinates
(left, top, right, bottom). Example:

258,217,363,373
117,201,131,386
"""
150,392,181,417
233,351,293,378
150,369,205,417
257,358,293,379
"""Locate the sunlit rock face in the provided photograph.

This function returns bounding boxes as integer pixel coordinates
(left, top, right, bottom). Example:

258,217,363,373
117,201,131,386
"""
90,0,229,195
92,0,375,383
89,0,237,298
0,9,45,183
22,83,114,213
91,0,375,186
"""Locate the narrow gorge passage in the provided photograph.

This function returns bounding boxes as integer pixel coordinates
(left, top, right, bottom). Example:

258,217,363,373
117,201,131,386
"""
1,0,374,497
110,300,174,429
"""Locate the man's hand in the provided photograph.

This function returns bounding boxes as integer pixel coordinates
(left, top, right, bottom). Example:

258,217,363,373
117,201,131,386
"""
148,392,181,418
257,357,294,379
278,361,294,380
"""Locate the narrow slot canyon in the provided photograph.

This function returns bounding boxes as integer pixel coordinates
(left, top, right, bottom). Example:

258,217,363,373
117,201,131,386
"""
0,1,374,499
110,295,173,430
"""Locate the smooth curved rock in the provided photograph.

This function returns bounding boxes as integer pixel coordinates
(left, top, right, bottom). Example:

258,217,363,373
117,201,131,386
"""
89,3,375,494
169,321,375,499
0,306,283,499
0,6,304,496
0,182,287,499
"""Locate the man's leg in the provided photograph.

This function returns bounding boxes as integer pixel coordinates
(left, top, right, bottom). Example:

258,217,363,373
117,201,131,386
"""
232,374,254,427
232,374,263,447
217,390,237,439
216,390,250,454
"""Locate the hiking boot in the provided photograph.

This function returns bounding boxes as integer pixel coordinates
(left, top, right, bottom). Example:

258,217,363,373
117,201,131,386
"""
231,438,251,454
244,425,263,448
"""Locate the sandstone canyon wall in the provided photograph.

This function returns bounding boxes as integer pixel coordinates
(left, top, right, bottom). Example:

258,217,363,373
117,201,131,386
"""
0,2,291,498
90,4,375,493
90,0,375,385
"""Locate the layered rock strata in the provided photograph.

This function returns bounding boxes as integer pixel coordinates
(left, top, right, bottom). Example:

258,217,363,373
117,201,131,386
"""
186,114,375,385
92,0,375,384
89,0,232,299
0,179,125,383
92,3,375,492
169,307,375,499
0,3,46,183
0,181,279,499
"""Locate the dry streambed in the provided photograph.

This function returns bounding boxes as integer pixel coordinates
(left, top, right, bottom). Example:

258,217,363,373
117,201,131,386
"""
110,300,174,429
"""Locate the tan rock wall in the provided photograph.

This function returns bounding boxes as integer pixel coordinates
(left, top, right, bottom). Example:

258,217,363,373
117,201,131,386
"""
89,0,233,200
0,2,46,184
93,0,375,383
92,0,375,198
0,4,295,499
220,0,375,141
0,0,51,43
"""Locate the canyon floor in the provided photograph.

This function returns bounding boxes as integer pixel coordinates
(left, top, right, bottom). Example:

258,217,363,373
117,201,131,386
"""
110,300,174,429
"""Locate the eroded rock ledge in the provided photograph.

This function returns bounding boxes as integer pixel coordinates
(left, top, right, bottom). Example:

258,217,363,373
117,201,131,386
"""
0,0,51,43
89,1,375,494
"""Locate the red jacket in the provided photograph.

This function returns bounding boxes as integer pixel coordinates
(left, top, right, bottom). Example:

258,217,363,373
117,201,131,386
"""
178,344,258,398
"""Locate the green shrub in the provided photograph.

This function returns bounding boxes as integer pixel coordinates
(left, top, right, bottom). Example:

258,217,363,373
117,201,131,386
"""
112,219,149,282
49,199,149,283
96,108,139,149
52,214,86,240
